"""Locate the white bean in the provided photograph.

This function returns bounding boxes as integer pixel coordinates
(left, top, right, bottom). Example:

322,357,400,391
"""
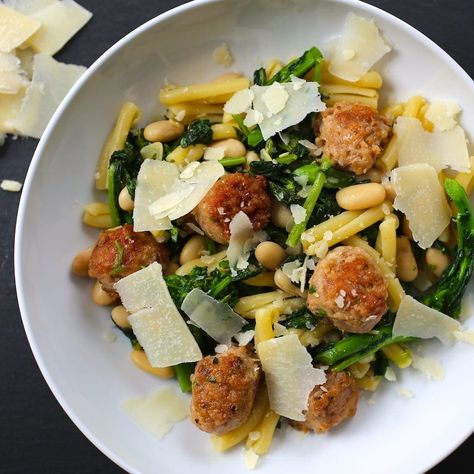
71,246,94,277
92,280,117,306
209,138,246,158
396,237,418,282
143,120,184,143
255,242,286,270
111,305,131,329
271,200,293,229
179,235,206,265
274,269,305,297
426,248,450,278
336,183,386,210
118,186,134,211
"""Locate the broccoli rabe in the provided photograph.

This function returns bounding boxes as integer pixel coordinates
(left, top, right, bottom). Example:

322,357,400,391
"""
180,119,213,148
421,179,474,317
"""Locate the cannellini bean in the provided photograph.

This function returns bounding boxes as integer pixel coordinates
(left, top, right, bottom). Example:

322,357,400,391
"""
209,138,246,158
71,245,94,277
131,350,175,378
426,248,450,278
179,235,206,265
336,183,386,210
274,269,305,297
396,236,418,282
118,186,134,212
255,242,286,270
111,305,131,329
271,200,293,229
143,120,184,143
92,280,117,306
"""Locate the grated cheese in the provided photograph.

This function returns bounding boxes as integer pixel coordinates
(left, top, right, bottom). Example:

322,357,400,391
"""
114,263,202,367
122,387,189,439
257,334,326,421
411,354,445,381
328,13,391,81
393,295,461,345
181,288,246,344
391,164,451,249
394,116,470,172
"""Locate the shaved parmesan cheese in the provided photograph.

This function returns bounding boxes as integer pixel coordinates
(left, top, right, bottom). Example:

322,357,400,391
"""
243,109,264,127
1,179,23,191
181,288,246,344
115,263,202,367
234,329,255,346
328,13,391,81
0,4,40,53
250,81,325,140
393,295,461,345
411,354,444,381
122,387,189,439
384,366,397,382
223,88,254,115
27,0,92,56
227,211,254,268
257,334,326,421
394,116,470,172
391,164,451,249
0,52,27,94
203,146,225,161
261,82,289,115
7,53,85,138
425,100,461,131
290,204,306,225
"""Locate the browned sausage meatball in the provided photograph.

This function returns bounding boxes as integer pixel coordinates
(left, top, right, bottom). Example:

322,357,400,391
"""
88,224,169,292
190,346,261,435
316,102,391,175
307,246,388,333
193,173,271,244
293,370,359,433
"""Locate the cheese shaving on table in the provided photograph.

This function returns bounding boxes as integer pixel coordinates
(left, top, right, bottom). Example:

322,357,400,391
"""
0,52,28,94
257,334,326,421
392,295,461,345
1,179,23,191
0,4,40,53
328,13,391,81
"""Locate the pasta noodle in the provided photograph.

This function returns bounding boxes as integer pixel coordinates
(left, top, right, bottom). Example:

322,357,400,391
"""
243,272,276,287
249,410,280,455
377,216,397,267
211,123,238,141
324,93,378,109
234,291,292,316
375,134,398,172
319,84,378,98
455,156,474,194
82,202,112,229
265,59,283,79
95,101,140,190
210,388,269,451
166,144,205,166
255,307,278,344
175,250,227,276
304,202,392,254
159,77,250,105
167,102,224,119
320,65,383,89
402,95,426,118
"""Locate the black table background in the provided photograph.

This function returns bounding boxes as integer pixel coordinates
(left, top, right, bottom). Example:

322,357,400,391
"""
1,1,473,472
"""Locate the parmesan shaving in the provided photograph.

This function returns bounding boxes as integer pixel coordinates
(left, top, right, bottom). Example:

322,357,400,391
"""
393,295,461,345
425,100,461,131
1,179,23,191
454,330,474,345
391,164,451,249
290,204,306,225
227,211,254,268
394,116,470,172
328,13,391,81
114,263,202,367
223,88,254,114
257,334,326,421
411,354,445,381
122,387,189,439
181,288,246,344
234,329,255,346
0,52,27,94
0,4,40,53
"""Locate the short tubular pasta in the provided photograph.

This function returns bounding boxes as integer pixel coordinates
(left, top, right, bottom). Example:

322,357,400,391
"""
249,410,280,455
324,93,378,109
377,216,397,267
210,388,269,452
159,77,250,105
321,65,383,89
255,307,278,344
402,95,426,118
319,83,378,98
95,102,140,190
175,250,227,276
234,291,292,316
375,134,398,172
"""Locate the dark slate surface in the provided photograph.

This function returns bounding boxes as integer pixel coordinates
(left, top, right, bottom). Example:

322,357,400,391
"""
0,1,472,472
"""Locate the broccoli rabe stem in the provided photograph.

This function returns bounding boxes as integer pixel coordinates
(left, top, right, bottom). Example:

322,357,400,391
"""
420,179,474,317
294,162,364,189
174,363,196,393
219,157,246,168
107,161,123,228
286,170,326,247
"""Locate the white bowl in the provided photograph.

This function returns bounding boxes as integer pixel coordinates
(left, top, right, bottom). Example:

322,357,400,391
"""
15,0,474,473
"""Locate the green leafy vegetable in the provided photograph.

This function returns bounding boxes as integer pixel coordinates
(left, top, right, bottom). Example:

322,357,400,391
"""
111,318,141,350
219,156,246,168
175,363,196,392
253,67,267,86
111,241,125,276
180,119,213,148
267,47,324,85
280,308,320,329
294,162,363,189
420,179,474,317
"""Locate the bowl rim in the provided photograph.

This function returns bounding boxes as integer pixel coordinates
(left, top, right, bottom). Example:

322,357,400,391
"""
14,0,474,473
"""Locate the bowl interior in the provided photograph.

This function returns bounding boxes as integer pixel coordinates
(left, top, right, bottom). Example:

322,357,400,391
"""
16,1,474,473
